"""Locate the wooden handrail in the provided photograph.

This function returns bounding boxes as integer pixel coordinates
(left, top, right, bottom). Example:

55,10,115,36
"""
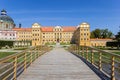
87,46,120,58
68,45,120,80
0,45,52,80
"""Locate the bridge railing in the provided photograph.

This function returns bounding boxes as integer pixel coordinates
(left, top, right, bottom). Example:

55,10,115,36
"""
0,45,52,80
68,45,120,80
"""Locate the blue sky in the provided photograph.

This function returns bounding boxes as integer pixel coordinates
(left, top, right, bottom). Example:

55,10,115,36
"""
0,0,120,34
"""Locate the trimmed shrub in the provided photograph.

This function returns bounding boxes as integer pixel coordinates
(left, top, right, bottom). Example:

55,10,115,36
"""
0,40,14,48
106,41,120,47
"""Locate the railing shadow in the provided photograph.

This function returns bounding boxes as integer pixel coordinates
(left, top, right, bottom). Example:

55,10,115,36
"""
68,45,120,80
72,52,110,80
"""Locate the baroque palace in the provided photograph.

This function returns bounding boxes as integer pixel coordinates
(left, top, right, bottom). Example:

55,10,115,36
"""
0,10,112,47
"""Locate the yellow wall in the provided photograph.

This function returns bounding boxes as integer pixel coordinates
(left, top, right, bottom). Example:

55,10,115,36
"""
16,30,32,41
14,22,112,47
73,23,90,46
32,23,42,46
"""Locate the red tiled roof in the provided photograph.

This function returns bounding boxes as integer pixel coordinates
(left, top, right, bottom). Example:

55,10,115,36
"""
90,38,113,41
41,27,53,32
12,26,76,32
12,28,32,31
62,27,76,32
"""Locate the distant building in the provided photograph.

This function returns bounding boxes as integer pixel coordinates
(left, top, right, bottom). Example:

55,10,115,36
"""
90,38,113,47
0,9,113,47
13,23,76,46
73,23,90,46
0,9,16,41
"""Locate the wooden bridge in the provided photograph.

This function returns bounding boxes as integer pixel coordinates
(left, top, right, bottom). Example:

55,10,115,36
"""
0,45,120,80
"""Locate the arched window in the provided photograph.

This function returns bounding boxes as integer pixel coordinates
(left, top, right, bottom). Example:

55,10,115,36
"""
6,24,8,29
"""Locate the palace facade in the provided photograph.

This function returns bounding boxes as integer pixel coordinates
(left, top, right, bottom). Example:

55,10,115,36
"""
13,23,76,46
0,9,112,47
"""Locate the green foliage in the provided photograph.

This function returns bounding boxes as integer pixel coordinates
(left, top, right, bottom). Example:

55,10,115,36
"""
51,42,56,45
115,32,120,42
60,42,70,45
14,47,28,50
91,28,113,38
0,40,14,48
114,52,120,55
106,41,120,47
45,42,50,45
0,52,16,59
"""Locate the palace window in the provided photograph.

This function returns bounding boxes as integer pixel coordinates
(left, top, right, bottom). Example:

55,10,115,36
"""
6,24,8,29
5,33,7,36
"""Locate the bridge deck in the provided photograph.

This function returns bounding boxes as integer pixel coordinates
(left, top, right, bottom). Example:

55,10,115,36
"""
17,47,101,80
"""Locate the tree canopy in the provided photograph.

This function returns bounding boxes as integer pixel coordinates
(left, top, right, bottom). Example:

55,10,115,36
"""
115,31,120,42
90,28,113,38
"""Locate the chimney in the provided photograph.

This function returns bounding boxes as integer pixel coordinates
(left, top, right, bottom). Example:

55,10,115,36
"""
19,23,21,28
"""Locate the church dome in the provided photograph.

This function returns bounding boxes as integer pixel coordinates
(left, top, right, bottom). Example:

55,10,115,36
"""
0,9,14,23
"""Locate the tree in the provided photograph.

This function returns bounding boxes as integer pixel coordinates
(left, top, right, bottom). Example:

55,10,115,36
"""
115,31,120,49
115,32,120,42
101,29,113,38
91,29,101,38
91,28,113,39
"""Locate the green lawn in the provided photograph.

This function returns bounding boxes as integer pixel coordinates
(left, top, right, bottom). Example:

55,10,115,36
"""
114,52,120,55
14,47,28,50
0,52,16,59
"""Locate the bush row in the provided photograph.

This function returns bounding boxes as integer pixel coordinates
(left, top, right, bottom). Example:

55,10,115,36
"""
106,41,120,47
0,40,14,48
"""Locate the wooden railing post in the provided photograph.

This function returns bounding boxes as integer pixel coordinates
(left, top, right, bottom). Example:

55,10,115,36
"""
99,52,102,70
91,49,94,65
30,50,33,65
13,56,17,80
37,47,39,58
76,45,78,54
24,52,27,71
111,56,115,80
86,47,88,61
78,45,80,54
34,48,37,60
75,45,77,53
82,46,84,57
39,46,41,56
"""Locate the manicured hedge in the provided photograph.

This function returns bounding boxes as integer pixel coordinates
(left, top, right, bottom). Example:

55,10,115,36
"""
106,41,120,47
0,40,14,48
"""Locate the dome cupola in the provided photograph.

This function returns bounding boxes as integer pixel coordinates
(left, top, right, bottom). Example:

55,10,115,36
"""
0,9,15,30
1,9,7,15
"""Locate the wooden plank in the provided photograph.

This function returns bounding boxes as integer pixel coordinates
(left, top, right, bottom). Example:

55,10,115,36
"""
17,47,101,80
